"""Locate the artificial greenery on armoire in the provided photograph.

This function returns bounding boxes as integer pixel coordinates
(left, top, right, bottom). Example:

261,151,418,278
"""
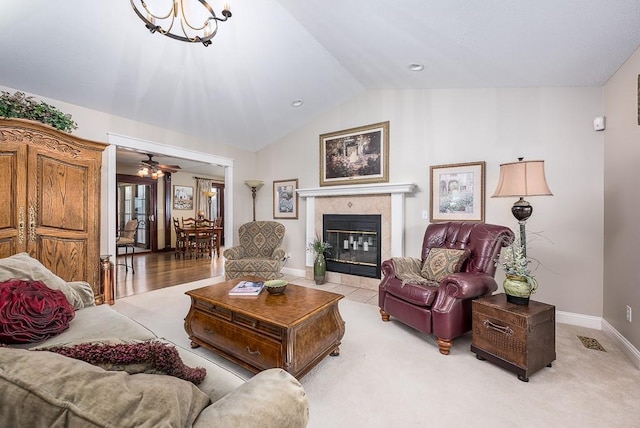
0,91,77,133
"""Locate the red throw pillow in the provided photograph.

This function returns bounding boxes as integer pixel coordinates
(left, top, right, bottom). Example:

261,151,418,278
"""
0,279,75,344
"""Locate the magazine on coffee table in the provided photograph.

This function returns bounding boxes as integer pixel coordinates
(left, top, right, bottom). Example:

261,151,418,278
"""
228,280,265,296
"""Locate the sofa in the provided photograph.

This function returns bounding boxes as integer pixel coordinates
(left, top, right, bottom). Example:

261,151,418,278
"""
0,253,309,427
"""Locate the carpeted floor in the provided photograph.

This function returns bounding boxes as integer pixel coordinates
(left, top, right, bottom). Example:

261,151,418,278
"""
114,277,640,427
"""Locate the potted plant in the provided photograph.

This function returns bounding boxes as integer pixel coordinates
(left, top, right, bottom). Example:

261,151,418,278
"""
307,236,331,285
497,239,538,305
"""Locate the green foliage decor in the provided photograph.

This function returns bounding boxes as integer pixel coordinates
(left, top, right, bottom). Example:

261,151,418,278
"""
0,91,78,133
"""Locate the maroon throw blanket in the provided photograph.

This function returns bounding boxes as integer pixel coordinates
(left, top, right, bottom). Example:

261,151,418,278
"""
0,279,75,344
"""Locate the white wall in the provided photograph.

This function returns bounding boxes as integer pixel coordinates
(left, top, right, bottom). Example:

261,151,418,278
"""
603,45,640,350
258,87,605,316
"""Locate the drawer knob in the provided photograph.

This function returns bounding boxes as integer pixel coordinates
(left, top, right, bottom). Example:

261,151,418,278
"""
246,346,261,356
483,319,514,336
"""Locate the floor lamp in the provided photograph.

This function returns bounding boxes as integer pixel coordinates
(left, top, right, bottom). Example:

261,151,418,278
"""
244,180,264,221
492,158,553,258
203,189,216,218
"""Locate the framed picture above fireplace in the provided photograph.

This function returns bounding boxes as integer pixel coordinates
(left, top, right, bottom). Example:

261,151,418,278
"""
273,178,298,219
430,161,485,223
319,121,389,186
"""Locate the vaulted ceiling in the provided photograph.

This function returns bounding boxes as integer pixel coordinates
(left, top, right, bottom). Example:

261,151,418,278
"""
2,1,640,156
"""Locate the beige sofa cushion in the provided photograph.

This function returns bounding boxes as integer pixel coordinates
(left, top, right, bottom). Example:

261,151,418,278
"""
0,253,94,309
0,347,211,428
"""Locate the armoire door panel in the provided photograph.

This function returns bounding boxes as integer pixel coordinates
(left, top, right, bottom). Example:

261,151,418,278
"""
0,143,28,254
37,155,89,232
37,237,87,283
0,238,16,258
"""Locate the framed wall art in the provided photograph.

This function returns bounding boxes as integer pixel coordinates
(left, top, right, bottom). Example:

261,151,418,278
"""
173,185,194,210
273,178,298,219
319,121,389,186
430,161,485,222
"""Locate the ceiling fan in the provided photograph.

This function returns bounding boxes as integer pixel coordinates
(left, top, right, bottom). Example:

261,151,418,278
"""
137,154,181,178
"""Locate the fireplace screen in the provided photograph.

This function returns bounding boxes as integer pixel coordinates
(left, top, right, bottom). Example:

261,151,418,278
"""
323,214,381,279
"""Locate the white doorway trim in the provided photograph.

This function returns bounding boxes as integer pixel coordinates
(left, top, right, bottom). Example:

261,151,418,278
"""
101,133,234,260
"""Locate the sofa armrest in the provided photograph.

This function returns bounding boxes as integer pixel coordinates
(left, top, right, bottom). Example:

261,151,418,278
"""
223,246,245,260
193,368,309,428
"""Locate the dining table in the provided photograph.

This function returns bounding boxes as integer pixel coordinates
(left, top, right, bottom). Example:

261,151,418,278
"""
179,225,222,258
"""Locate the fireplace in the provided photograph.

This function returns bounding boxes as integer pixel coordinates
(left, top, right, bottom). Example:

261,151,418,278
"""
297,182,415,290
323,214,382,279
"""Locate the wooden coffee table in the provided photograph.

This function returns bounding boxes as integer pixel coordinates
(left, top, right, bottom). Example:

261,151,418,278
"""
184,276,345,379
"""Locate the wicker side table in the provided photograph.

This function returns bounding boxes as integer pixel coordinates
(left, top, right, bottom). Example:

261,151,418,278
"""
470,293,556,382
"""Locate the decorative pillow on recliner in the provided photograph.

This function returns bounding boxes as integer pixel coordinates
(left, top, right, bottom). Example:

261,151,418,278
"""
421,248,470,282
0,279,75,344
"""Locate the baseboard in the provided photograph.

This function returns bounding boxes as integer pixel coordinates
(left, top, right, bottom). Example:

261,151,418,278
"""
557,310,640,370
282,267,305,277
601,319,640,370
556,310,602,329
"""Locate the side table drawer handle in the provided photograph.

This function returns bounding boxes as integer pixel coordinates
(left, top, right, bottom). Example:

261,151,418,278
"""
483,319,514,336
246,346,261,356
204,328,215,335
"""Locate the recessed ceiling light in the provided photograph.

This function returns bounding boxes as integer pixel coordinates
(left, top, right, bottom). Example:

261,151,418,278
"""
291,99,304,107
409,63,424,71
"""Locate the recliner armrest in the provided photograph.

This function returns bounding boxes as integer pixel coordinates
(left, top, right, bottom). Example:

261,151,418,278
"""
433,272,498,310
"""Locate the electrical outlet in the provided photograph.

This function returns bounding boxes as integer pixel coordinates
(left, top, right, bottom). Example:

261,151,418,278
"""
626,305,632,323
422,210,429,220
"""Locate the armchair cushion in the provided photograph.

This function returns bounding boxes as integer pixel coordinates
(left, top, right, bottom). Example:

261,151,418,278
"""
421,248,470,282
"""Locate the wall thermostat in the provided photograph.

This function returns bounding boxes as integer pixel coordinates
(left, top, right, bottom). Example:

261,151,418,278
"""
593,116,606,131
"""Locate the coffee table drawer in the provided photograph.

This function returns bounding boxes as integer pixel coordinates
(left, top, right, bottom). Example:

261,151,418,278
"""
190,310,283,370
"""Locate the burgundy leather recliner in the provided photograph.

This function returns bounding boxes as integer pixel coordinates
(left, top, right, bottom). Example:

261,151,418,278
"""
379,222,514,355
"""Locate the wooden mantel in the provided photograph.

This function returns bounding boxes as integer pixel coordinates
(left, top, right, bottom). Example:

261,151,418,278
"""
297,182,416,267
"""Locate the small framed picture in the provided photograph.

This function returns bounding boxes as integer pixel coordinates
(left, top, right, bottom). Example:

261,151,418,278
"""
430,161,485,222
319,121,389,186
173,185,194,210
273,179,298,219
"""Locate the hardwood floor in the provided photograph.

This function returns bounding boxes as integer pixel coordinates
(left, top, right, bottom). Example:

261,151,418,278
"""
114,250,224,299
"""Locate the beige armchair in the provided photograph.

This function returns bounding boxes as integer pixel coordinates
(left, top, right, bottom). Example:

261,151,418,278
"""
223,221,286,280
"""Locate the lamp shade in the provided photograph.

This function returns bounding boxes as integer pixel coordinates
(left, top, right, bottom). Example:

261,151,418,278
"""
244,180,264,189
492,160,553,198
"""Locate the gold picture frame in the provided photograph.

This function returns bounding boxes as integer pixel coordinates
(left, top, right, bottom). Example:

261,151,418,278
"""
430,161,485,222
319,121,389,186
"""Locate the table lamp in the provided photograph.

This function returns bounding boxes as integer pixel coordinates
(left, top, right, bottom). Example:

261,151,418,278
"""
492,158,553,258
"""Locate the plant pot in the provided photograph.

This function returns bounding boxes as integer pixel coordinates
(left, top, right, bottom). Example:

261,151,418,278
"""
314,253,326,285
503,274,538,306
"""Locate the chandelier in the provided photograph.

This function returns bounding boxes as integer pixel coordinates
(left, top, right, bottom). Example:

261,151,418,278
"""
130,0,232,47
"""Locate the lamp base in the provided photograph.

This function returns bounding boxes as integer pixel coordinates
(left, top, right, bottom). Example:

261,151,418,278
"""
511,198,532,222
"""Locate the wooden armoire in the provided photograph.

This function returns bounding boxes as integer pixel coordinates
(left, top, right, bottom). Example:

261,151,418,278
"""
0,118,107,299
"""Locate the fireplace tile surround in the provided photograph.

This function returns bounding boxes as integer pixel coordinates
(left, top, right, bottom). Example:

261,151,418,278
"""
297,183,416,291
